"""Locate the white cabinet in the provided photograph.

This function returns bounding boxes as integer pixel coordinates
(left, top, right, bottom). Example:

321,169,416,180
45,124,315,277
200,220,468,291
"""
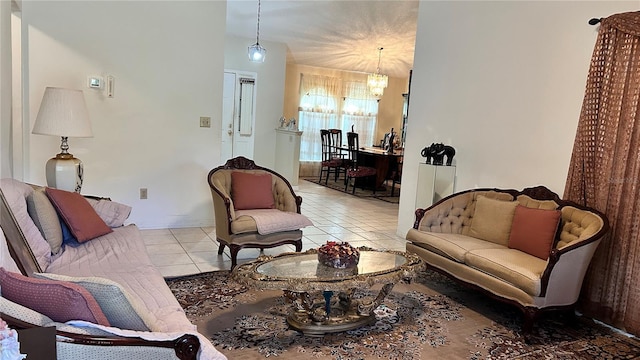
415,163,456,209
275,128,303,186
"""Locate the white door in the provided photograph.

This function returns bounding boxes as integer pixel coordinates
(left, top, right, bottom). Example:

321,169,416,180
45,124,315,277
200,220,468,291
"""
221,72,235,162
221,70,257,162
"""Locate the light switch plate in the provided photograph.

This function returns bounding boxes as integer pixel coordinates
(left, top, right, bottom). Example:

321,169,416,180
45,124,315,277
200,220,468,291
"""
200,117,211,128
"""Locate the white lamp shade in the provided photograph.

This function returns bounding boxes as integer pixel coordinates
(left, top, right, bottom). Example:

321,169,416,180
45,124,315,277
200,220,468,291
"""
32,87,93,138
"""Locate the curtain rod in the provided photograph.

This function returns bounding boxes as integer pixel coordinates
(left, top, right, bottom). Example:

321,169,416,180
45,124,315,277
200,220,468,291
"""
589,18,602,25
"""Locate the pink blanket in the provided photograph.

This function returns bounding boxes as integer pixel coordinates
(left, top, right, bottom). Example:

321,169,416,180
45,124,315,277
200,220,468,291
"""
235,209,313,235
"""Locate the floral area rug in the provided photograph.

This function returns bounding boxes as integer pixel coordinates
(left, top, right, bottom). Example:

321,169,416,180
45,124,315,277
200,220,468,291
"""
166,270,640,359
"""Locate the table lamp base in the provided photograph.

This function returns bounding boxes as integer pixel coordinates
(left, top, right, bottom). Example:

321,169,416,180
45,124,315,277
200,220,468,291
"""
45,153,83,193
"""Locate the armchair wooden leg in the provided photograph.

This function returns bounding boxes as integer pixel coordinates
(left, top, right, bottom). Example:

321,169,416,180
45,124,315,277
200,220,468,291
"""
229,244,241,270
522,307,539,344
294,239,302,252
217,242,226,255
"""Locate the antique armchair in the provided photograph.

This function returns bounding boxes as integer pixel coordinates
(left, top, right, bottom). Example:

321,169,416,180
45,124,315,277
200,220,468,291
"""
207,157,311,269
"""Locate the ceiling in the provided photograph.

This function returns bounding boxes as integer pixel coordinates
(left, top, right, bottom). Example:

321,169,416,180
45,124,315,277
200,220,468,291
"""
225,0,419,79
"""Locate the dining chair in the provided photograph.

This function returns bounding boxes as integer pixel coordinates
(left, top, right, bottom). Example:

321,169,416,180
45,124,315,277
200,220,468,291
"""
344,132,377,194
319,129,347,184
390,156,403,196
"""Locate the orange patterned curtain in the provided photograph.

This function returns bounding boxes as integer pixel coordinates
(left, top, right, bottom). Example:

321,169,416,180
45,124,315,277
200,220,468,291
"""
564,12,640,336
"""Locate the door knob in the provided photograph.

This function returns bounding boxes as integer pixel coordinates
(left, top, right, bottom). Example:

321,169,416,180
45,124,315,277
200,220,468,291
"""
227,130,233,135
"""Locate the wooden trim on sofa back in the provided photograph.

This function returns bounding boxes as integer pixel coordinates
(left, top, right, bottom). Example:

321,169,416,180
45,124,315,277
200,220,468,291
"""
0,188,42,276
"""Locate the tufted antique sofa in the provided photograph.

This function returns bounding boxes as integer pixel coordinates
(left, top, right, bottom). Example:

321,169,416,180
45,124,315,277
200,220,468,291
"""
406,186,608,333
0,178,226,359
208,157,311,269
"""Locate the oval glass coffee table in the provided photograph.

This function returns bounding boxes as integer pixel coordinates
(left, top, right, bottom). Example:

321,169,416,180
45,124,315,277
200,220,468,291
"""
232,248,425,336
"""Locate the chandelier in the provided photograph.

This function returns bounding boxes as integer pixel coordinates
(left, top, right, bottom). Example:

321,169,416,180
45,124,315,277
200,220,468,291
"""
367,47,388,98
248,0,266,63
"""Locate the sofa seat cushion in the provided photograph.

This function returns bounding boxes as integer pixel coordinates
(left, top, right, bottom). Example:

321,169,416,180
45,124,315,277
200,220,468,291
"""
46,225,195,333
406,229,506,263
230,215,259,234
465,248,547,296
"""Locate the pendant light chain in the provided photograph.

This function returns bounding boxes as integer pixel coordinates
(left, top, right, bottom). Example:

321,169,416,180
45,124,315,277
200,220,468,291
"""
256,0,261,44
377,47,383,74
248,0,266,62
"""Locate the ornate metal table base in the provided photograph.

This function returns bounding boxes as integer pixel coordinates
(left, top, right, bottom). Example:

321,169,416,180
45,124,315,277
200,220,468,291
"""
283,283,395,336
232,249,425,337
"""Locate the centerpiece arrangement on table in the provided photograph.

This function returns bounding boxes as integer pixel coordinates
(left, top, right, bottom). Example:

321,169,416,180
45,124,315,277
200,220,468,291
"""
317,241,360,269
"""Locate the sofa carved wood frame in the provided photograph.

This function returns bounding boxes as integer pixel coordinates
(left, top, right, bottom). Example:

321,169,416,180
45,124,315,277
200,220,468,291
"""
0,188,200,360
411,185,610,339
207,156,304,269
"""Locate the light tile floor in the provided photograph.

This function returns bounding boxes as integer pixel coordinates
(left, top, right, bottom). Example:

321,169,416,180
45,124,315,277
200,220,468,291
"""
142,179,406,278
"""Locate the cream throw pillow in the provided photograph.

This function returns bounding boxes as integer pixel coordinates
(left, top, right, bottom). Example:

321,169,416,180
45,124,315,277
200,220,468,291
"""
26,189,63,255
469,195,518,246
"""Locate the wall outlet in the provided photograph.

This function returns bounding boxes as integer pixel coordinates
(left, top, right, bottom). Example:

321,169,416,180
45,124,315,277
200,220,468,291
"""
139,188,148,199
200,116,211,128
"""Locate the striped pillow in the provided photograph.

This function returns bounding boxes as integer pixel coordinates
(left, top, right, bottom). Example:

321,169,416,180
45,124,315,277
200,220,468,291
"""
34,273,152,331
0,268,110,326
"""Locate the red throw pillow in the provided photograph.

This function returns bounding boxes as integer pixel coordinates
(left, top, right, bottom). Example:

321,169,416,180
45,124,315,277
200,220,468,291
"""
508,205,562,260
231,172,275,210
0,267,110,326
45,187,113,243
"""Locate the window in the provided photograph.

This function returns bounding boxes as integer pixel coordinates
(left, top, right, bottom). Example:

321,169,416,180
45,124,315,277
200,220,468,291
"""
298,74,378,161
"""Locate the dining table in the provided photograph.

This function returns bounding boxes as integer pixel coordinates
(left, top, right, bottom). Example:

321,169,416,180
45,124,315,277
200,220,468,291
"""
339,145,403,190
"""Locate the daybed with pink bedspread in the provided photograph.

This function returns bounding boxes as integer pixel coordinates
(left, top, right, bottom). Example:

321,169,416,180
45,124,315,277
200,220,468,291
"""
0,178,226,360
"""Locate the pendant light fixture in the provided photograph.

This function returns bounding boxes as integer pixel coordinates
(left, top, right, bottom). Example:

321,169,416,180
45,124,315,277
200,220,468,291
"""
248,0,266,63
367,47,389,98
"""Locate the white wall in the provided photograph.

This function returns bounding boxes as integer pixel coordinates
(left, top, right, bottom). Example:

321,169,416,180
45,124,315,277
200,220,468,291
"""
0,0,12,178
224,34,287,169
398,1,640,235
22,0,227,228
